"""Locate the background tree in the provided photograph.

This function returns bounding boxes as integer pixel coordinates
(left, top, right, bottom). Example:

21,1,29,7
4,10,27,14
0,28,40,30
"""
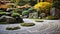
34,2,52,17
52,0,60,18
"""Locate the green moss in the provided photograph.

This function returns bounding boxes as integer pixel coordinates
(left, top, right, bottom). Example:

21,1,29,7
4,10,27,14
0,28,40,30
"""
6,26,20,30
0,12,6,14
0,22,8,24
35,20,44,22
33,19,44,22
34,19,40,21
21,23,35,27
44,16,58,20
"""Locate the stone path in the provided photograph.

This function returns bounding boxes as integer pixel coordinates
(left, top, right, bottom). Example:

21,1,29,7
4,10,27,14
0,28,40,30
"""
0,19,60,34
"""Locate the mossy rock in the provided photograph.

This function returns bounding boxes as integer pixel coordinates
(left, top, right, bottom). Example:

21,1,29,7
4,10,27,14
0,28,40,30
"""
0,15,24,24
0,16,17,24
21,23,35,27
6,26,20,30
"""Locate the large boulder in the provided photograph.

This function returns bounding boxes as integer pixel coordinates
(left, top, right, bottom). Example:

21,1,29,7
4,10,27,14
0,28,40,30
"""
0,15,24,24
0,15,16,23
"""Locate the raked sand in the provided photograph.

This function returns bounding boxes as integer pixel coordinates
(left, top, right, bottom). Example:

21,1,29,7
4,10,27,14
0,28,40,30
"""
0,19,60,34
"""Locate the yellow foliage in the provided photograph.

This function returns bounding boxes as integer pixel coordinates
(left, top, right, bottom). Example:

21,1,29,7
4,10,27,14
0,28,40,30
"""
34,2,52,10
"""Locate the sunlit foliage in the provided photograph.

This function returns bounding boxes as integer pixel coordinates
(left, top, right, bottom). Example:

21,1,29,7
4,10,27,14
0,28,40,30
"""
34,2,52,10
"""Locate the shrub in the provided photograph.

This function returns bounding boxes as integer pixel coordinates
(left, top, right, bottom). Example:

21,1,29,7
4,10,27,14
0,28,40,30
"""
22,11,29,15
0,10,4,12
22,7,34,15
11,13,24,23
53,1,60,8
18,1,27,6
11,13,20,17
21,23,35,27
6,26,20,30
34,2,52,10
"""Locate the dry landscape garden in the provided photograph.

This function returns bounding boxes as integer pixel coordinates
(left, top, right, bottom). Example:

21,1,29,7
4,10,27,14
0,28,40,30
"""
0,0,60,34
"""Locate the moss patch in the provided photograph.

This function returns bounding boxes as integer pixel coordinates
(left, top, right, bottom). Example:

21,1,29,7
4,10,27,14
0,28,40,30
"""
35,20,44,22
6,26,20,30
21,23,35,27
0,12,6,14
44,16,58,20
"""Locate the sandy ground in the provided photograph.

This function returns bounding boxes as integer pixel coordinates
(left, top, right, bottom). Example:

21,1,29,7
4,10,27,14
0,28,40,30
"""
0,19,60,34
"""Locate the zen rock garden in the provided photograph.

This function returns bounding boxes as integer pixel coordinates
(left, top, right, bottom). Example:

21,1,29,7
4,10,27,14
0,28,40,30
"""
0,0,60,34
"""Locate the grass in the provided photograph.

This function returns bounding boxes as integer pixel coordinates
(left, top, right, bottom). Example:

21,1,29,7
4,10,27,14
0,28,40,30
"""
6,26,20,30
21,23,35,27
